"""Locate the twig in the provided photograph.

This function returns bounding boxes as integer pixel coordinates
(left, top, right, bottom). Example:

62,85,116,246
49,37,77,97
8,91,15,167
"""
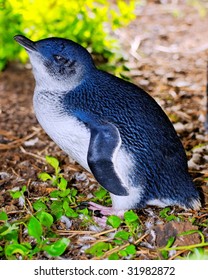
134,233,149,244
55,230,95,235
19,146,45,161
92,228,116,237
0,129,41,150
169,249,188,260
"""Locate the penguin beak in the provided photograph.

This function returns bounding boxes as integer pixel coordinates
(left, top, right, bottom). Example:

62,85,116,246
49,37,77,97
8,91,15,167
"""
14,35,37,52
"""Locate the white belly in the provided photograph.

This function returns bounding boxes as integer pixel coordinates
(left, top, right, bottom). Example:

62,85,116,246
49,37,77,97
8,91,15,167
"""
40,114,91,171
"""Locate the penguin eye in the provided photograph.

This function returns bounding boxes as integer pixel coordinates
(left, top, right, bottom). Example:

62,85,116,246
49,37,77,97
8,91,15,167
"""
53,55,68,64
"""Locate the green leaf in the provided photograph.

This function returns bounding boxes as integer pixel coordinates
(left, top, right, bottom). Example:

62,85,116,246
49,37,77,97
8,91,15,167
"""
10,190,22,199
28,216,42,241
59,189,71,198
86,242,110,257
108,252,120,260
50,201,63,219
65,208,78,218
0,211,8,221
36,211,53,228
5,243,31,259
9,185,27,199
43,238,70,257
178,229,201,236
0,223,18,236
62,200,70,211
71,188,78,197
58,177,68,191
94,187,108,199
32,200,48,211
114,230,130,240
161,250,169,259
49,190,60,198
166,215,177,221
159,207,177,221
165,236,175,248
50,200,63,213
63,201,78,218
38,172,52,181
124,210,138,223
159,207,171,218
113,239,123,245
107,215,121,228
125,244,136,255
119,249,127,257
22,185,27,192
46,156,60,172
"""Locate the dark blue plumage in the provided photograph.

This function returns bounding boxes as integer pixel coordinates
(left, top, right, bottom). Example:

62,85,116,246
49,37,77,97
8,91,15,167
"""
63,70,199,209
14,35,201,217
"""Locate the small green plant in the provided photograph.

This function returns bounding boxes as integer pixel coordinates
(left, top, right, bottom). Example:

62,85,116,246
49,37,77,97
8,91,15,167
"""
9,185,27,207
37,155,81,220
107,215,122,228
86,210,141,259
0,210,70,259
124,210,141,238
0,155,88,259
93,186,112,206
38,155,64,187
37,156,94,226
159,207,178,222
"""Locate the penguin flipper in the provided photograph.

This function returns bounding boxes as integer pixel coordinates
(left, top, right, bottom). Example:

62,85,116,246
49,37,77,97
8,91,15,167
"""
88,121,128,196
74,111,128,196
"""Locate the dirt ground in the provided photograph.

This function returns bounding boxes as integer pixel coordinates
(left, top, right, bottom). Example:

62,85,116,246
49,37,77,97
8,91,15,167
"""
0,1,208,259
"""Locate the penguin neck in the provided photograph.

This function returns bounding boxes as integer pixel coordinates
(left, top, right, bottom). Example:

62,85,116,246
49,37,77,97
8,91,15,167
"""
34,77,79,94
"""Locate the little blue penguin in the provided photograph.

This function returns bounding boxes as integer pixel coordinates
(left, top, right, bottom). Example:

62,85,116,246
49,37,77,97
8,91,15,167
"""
14,35,201,217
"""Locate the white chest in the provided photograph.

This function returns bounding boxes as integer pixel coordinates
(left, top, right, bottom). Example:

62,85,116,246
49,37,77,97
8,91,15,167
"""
33,92,91,172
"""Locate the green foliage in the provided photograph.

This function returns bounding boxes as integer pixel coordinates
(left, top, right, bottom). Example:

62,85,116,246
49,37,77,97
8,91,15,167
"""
93,185,112,206
0,211,8,221
107,215,122,228
38,155,79,219
0,156,84,259
86,210,141,259
94,186,108,200
160,236,175,259
38,155,62,187
114,230,130,242
159,207,178,222
86,241,111,257
0,0,138,70
124,210,141,238
28,216,43,242
1,154,207,260
9,185,27,200
184,248,208,260
42,238,70,257
0,205,70,259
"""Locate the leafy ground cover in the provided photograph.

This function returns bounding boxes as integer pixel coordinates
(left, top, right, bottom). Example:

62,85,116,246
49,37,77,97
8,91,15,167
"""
0,1,208,259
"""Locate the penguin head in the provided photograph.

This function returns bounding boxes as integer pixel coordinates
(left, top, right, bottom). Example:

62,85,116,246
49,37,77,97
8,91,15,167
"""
14,35,95,91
